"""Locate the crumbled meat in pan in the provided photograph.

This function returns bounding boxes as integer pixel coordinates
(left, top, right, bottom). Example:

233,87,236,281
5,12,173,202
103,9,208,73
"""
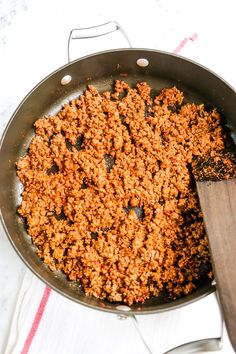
192,151,236,181
17,81,234,305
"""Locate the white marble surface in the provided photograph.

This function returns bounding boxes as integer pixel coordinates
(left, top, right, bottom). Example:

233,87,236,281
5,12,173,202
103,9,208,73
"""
0,0,236,353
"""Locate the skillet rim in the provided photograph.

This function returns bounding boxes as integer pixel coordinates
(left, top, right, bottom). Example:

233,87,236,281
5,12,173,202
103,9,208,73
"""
2,47,233,314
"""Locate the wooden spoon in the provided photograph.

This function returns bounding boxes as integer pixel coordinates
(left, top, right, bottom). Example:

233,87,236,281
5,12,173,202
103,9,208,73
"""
196,178,236,352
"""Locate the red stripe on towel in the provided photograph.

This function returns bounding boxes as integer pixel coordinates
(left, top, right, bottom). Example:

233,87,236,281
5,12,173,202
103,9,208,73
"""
173,33,198,53
173,37,188,54
189,33,198,41
21,286,51,354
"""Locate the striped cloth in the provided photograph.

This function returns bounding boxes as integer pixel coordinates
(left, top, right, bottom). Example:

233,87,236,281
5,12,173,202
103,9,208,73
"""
5,269,233,354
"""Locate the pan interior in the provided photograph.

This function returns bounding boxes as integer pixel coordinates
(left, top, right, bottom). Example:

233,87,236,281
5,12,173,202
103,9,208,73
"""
3,49,235,313
15,73,210,208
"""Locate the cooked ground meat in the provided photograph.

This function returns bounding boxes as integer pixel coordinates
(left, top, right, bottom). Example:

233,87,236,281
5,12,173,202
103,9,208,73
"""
192,151,236,181
17,81,232,305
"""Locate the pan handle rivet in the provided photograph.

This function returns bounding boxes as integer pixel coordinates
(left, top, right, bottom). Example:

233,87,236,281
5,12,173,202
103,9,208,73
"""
136,58,149,67
116,305,131,311
61,75,72,85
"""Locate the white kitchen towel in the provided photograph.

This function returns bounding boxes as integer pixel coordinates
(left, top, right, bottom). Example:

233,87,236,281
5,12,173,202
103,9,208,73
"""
3,269,235,354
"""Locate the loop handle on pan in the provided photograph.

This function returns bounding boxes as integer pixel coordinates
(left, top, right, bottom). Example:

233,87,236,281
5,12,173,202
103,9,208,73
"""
67,21,132,62
121,289,224,354
164,291,224,354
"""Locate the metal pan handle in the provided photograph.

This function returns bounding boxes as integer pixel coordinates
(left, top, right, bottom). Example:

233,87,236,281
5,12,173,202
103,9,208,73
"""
117,291,224,354
67,21,131,62
164,291,224,354
164,338,222,354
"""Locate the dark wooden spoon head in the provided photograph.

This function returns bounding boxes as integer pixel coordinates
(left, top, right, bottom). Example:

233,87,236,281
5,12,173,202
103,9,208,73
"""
196,179,236,352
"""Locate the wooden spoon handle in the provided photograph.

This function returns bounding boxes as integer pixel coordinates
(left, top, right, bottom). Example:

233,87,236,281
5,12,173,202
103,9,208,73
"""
196,179,236,352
